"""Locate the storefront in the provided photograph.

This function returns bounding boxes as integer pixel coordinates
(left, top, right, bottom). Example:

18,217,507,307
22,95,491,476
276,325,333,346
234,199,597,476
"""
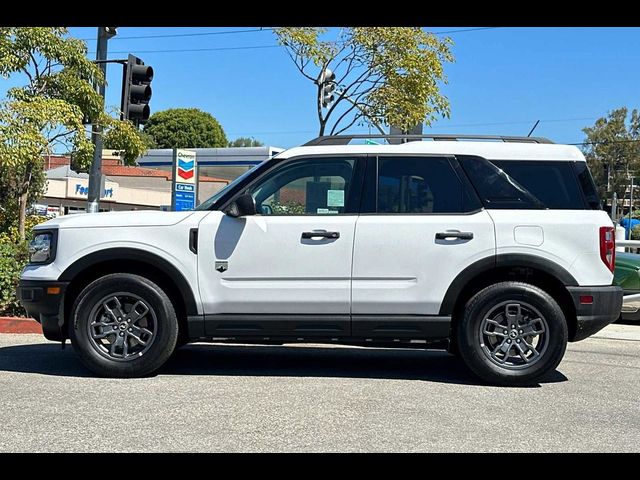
136,146,283,181
36,153,230,215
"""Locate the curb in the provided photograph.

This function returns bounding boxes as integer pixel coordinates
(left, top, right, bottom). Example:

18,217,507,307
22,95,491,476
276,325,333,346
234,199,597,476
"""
0,317,42,334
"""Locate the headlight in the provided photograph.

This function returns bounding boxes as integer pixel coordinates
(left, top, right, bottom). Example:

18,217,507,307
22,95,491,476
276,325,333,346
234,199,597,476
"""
28,230,56,264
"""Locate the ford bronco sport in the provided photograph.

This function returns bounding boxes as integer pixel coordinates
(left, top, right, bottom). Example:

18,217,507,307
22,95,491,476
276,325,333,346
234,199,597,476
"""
18,134,623,385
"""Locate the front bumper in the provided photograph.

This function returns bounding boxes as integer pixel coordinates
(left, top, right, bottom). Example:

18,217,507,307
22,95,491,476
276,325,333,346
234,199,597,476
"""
567,285,623,342
17,280,68,341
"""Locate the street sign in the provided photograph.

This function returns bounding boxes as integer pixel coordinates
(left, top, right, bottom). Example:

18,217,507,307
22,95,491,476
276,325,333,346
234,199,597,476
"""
171,149,197,211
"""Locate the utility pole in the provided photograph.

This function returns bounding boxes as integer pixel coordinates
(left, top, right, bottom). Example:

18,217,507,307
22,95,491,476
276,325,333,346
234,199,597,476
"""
629,175,634,238
87,27,117,213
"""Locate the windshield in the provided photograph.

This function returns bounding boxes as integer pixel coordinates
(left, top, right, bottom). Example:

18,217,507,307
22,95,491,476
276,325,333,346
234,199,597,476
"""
196,162,266,211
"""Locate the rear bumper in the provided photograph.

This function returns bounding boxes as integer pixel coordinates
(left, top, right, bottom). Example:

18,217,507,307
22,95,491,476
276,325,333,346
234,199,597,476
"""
567,285,623,342
17,280,68,341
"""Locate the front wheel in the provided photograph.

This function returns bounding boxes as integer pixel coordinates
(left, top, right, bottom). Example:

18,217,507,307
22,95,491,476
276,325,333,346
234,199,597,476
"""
69,273,178,378
457,282,568,386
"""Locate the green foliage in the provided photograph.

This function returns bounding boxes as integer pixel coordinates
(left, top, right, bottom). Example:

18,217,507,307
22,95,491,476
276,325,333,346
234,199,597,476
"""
631,225,640,241
582,107,640,202
0,27,147,239
274,27,454,135
0,240,27,315
228,136,264,147
102,116,151,164
143,108,227,149
270,201,306,215
0,214,48,316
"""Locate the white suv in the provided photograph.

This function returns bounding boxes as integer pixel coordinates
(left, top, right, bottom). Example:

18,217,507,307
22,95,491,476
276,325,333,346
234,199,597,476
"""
19,134,623,385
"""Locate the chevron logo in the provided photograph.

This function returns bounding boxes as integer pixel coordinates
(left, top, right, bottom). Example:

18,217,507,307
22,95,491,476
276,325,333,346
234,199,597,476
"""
178,158,194,170
178,167,194,180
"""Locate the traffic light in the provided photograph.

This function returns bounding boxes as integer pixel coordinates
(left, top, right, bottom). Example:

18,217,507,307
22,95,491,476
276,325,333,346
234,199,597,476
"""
320,68,336,108
103,27,118,38
121,54,153,126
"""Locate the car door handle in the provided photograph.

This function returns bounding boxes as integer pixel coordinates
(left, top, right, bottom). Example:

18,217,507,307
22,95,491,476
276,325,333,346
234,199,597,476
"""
301,231,340,240
435,231,474,240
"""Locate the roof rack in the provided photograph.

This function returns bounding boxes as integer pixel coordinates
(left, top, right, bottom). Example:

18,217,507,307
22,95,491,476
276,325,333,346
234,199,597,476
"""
303,134,554,146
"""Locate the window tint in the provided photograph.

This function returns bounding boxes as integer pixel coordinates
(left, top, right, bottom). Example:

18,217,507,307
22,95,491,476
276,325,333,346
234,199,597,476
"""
247,158,355,215
573,161,602,210
492,160,585,210
459,156,589,210
377,157,479,214
459,156,544,209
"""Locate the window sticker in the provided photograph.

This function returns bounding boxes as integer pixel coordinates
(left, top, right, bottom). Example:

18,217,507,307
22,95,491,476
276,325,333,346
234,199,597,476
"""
327,189,345,207
317,208,339,215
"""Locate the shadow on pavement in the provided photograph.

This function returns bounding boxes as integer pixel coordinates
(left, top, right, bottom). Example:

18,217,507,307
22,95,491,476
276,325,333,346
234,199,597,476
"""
0,342,568,387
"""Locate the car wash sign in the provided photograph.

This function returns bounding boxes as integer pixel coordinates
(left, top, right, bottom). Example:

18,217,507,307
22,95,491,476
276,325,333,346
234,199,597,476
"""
171,149,198,211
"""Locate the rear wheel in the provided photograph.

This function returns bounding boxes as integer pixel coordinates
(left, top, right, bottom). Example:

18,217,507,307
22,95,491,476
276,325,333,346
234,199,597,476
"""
69,273,178,377
457,281,568,386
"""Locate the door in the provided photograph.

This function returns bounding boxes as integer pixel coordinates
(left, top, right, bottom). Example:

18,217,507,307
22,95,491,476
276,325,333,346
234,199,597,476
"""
351,155,495,335
197,156,363,337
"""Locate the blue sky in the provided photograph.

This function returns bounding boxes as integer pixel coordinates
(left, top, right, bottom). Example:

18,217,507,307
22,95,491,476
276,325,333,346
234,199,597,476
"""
3,27,640,149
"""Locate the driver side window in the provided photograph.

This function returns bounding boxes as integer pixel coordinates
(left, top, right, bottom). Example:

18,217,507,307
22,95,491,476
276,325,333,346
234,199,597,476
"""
247,158,356,215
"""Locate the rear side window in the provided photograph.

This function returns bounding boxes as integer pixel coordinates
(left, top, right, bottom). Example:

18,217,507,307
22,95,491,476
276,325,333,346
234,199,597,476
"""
573,161,602,210
492,160,585,210
459,156,590,210
376,156,481,214
458,156,544,209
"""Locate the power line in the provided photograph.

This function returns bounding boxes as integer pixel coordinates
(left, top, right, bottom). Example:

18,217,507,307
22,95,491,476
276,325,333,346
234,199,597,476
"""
227,117,599,136
431,27,501,35
570,139,640,146
85,26,501,54
82,26,497,43
428,116,598,129
81,27,272,41
92,45,281,55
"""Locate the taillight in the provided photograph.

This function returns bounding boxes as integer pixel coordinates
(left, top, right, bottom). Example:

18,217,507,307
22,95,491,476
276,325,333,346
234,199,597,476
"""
599,226,615,273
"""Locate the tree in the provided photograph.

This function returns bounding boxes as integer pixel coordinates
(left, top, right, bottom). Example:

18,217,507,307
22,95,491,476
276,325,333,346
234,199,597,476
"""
104,123,157,153
143,108,227,149
0,27,147,239
582,107,640,204
274,27,454,136
228,136,264,147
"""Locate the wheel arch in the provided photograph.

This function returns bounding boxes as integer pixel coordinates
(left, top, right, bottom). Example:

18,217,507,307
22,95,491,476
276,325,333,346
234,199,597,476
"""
59,248,198,339
440,254,578,340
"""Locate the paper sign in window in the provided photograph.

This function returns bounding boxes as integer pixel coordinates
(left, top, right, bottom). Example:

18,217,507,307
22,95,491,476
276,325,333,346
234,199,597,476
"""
327,189,345,207
317,208,339,215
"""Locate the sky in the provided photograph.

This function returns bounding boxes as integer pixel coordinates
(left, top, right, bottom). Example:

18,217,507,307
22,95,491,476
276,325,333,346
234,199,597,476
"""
3,27,640,149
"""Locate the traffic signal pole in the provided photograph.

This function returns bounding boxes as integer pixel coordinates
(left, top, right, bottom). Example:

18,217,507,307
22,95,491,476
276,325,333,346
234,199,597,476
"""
87,27,116,214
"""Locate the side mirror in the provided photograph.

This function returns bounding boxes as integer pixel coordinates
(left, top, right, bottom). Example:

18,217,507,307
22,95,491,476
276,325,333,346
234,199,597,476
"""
225,193,257,218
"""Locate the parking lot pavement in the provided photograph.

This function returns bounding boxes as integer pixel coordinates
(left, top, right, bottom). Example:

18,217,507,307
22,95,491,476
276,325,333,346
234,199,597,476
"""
0,325,639,453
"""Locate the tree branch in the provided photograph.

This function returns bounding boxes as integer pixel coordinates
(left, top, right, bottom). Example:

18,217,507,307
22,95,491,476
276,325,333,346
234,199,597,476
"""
46,129,75,144
324,67,374,129
20,67,33,84
333,113,368,136
284,46,316,82
28,51,40,82
329,101,362,135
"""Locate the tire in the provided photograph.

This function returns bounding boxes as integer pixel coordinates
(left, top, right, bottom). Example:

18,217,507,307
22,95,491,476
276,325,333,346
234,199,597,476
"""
69,273,178,378
457,281,568,386
173,337,190,352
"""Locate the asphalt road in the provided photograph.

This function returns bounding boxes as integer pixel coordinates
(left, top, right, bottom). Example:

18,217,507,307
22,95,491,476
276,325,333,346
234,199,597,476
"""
0,325,639,452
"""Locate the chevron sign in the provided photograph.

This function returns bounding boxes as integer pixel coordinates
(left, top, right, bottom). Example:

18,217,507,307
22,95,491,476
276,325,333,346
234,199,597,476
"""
172,149,197,211
177,158,195,180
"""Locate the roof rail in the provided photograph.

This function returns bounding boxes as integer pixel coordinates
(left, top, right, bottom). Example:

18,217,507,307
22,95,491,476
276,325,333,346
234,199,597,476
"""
303,134,554,146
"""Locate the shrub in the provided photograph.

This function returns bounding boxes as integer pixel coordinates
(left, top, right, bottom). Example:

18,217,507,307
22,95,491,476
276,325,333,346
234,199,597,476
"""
0,239,28,316
0,215,49,317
